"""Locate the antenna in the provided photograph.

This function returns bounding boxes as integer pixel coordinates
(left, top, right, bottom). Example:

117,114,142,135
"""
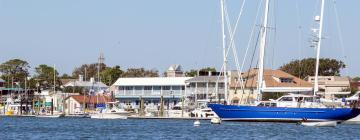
97,52,105,83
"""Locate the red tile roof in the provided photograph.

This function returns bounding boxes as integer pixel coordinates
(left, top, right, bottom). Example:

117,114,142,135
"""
68,95,111,104
231,69,313,88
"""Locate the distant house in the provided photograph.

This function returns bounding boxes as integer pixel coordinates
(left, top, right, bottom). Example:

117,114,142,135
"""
229,69,313,105
62,75,108,93
165,64,184,77
307,76,351,97
64,95,111,114
185,73,225,107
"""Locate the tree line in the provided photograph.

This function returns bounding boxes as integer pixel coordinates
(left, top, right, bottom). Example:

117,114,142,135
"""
0,57,357,90
0,59,160,89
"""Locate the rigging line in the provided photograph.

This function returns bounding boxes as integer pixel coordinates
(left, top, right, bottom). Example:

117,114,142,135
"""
270,0,277,70
223,1,247,99
240,0,262,75
224,15,246,104
222,0,246,63
211,0,244,99
244,29,262,104
296,0,304,79
332,0,347,75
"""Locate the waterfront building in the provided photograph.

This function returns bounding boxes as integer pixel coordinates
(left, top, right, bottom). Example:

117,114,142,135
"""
64,95,110,114
112,77,192,110
185,73,225,108
307,76,351,98
229,69,313,105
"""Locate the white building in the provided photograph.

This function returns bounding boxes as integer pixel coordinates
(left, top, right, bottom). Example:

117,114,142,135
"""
112,77,192,110
62,75,108,93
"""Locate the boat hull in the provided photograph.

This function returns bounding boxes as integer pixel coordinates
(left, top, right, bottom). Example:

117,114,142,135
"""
90,113,127,119
208,104,360,122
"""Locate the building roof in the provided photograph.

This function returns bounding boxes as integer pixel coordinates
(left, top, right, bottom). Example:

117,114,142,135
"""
67,95,111,104
113,77,193,86
185,76,224,83
167,64,182,72
231,69,313,88
63,80,108,88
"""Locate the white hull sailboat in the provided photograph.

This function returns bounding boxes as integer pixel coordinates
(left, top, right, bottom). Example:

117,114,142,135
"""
90,113,127,119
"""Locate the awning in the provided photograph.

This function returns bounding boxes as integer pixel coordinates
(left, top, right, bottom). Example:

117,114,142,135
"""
261,87,313,93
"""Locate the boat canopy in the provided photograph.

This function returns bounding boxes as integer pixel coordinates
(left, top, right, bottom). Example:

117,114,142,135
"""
261,87,313,93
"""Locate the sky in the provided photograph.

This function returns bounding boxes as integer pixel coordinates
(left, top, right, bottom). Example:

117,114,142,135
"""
0,0,359,77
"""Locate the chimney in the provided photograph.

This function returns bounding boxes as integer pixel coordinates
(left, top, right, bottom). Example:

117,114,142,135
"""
90,77,95,83
79,75,83,82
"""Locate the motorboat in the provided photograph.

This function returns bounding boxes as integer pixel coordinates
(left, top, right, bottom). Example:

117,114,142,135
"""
191,107,217,118
91,102,129,119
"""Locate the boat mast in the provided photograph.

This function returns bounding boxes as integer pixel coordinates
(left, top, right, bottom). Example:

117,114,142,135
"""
220,0,228,104
257,0,270,101
313,0,325,97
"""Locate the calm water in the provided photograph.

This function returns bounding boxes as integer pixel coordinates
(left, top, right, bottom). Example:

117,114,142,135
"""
1,117,360,140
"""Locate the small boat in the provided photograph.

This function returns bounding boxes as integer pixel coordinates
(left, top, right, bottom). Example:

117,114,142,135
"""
300,121,337,127
194,120,201,126
211,117,221,124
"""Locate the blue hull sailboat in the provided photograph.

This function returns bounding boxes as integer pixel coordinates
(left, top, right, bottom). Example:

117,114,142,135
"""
208,104,360,122
209,0,360,122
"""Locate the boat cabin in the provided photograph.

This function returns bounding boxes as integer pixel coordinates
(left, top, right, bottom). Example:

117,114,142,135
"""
257,94,325,108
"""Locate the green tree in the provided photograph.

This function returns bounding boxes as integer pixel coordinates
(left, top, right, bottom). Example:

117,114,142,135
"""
0,59,30,87
280,58,345,79
352,77,360,82
34,64,61,90
60,73,73,79
122,68,159,77
72,63,106,81
185,69,198,77
199,67,217,72
185,67,217,77
100,65,124,85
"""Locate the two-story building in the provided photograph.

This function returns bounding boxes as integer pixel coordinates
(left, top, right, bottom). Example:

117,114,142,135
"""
229,69,313,105
112,77,192,110
185,72,225,108
307,76,351,98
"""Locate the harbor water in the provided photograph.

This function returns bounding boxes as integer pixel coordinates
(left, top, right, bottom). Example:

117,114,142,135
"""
1,117,360,140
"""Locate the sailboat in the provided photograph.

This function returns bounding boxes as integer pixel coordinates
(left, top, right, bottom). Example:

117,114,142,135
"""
36,65,63,118
208,0,360,122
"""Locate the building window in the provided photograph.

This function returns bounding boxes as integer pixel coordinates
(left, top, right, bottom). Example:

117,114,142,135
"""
144,86,152,90
153,86,161,91
134,86,143,91
162,86,171,90
125,86,133,91
280,78,293,83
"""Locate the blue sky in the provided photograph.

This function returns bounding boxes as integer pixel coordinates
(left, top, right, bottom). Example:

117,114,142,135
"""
0,0,359,77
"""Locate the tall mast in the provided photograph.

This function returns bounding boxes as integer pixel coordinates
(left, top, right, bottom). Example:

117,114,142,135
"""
257,0,270,101
220,0,228,104
314,0,325,96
